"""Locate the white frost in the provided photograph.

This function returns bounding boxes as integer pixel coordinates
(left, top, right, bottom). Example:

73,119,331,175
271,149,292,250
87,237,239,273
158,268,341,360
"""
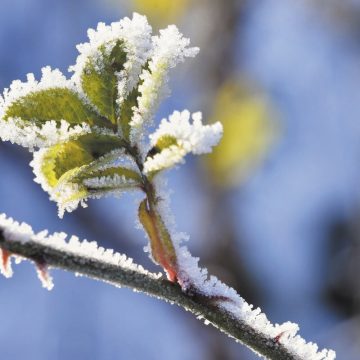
0,66,94,150
148,178,336,360
1,67,74,109
144,110,223,173
0,118,91,151
130,25,199,144
83,173,139,189
69,13,152,107
0,213,161,290
31,146,140,218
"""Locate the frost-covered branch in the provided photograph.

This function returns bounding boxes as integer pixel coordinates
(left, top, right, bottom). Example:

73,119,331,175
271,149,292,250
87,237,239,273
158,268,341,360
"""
0,215,334,360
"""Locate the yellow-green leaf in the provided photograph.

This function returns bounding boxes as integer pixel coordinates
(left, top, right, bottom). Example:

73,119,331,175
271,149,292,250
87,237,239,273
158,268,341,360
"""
4,88,110,128
146,135,178,158
119,87,139,140
81,40,127,124
39,133,125,189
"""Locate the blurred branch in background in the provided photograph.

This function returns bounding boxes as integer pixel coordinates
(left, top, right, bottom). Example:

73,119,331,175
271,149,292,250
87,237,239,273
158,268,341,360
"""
324,210,360,356
310,0,360,36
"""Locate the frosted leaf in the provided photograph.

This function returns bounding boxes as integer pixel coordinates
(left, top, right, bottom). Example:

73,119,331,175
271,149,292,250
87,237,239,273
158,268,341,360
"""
130,25,199,144
1,67,73,109
0,66,112,150
143,110,223,173
82,148,137,174
83,173,139,189
0,118,91,151
69,13,152,105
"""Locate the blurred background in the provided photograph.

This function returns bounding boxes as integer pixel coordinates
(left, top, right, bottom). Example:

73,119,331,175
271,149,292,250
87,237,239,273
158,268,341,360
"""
0,0,359,359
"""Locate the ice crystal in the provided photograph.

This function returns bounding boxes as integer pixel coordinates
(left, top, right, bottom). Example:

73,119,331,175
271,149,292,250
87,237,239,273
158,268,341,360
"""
83,174,138,189
144,110,223,173
130,26,199,143
0,118,91,151
69,13,152,104
0,213,161,287
1,67,74,108
148,179,336,360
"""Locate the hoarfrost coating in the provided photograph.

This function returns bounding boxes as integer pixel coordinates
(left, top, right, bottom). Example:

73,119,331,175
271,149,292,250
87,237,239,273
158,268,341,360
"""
0,213,159,280
0,213,336,360
144,110,223,173
129,25,199,143
0,13,336,359
0,13,202,216
143,178,336,360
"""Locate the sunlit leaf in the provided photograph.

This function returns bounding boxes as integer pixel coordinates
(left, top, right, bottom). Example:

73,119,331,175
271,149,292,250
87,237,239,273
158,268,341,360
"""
119,86,140,140
81,40,127,124
146,135,178,158
39,133,125,189
4,88,109,128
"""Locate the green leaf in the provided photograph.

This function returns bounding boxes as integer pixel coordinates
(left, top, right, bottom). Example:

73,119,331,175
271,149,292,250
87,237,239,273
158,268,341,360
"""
81,40,127,124
119,87,139,140
155,135,178,150
146,135,178,159
86,166,142,183
59,165,142,189
40,133,125,189
4,88,110,128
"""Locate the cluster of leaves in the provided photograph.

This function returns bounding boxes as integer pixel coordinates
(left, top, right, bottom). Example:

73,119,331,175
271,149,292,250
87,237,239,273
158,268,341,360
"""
2,40,145,216
0,14,221,282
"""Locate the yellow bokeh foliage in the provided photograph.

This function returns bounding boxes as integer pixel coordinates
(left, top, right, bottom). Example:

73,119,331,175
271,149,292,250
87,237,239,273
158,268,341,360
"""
132,0,189,26
206,81,278,188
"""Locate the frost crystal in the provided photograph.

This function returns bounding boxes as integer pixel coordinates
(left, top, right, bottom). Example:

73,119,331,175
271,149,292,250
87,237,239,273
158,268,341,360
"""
144,110,223,173
30,148,139,218
0,67,92,150
130,26,199,143
83,174,138,189
0,213,161,290
69,13,152,103
148,179,336,360
36,263,54,291
1,67,73,108
0,118,91,151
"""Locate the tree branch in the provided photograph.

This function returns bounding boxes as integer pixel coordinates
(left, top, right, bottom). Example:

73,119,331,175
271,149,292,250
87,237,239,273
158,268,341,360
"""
0,228,329,360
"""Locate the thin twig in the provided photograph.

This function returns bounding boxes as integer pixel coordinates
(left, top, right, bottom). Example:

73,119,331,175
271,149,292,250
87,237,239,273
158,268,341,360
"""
0,232,299,360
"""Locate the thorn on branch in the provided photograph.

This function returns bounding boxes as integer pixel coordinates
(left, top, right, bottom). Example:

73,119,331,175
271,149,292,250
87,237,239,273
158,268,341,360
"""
0,248,13,278
35,261,54,291
274,331,285,344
